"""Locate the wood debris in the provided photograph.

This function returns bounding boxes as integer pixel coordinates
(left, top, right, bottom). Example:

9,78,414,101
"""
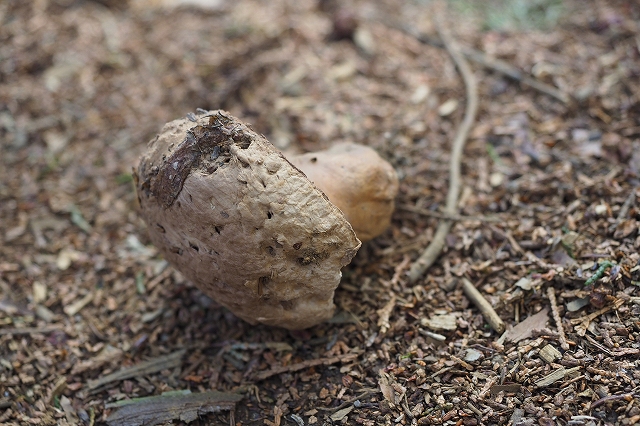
535,366,581,388
87,350,186,391
106,390,243,426
462,278,505,333
504,308,549,342
252,353,358,381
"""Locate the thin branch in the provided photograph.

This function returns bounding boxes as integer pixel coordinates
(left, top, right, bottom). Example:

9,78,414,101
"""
399,204,503,222
316,389,378,413
547,287,570,350
105,391,243,426
252,353,358,382
408,8,479,283
461,278,505,333
401,28,572,105
609,187,637,233
590,392,640,410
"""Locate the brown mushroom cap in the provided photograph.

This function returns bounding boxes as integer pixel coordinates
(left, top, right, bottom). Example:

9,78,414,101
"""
135,110,361,329
289,143,399,242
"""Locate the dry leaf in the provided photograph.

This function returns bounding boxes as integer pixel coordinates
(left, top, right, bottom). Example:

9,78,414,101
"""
504,308,549,342
378,371,396,407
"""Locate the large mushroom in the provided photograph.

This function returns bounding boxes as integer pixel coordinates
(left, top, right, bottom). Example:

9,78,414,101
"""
134,110,398,329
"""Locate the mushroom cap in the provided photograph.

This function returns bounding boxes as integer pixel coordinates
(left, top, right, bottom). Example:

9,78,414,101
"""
289,143,399,242
135,110,361,329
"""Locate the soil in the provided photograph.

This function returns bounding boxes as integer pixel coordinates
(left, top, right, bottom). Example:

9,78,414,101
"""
1,0,640,425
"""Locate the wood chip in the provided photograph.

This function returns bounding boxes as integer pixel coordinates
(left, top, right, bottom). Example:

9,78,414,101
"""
489,383,522,395
72,345,123,375
64,292,94,316
330,405,354,422
252,353,358,381
535,366,581,387
539,344,561,363
47,376,67,404
421,313,457,331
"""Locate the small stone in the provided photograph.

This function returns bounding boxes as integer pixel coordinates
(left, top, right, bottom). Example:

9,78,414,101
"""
489,172,504,187
411,84,431,104
438,99,459,116
594,203,608,215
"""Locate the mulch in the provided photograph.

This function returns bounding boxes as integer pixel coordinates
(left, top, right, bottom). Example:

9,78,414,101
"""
1,0,640,425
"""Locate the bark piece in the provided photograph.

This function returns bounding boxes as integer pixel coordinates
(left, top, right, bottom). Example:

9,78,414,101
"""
105,390,243,426
86,350,186,391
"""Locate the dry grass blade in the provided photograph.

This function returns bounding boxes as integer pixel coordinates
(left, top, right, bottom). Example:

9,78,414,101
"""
409,4,479,282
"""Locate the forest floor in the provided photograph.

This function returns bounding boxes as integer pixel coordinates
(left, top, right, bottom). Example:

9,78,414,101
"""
2,0,640,425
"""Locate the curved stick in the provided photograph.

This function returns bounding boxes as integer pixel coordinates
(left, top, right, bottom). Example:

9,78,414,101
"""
408,7,479,283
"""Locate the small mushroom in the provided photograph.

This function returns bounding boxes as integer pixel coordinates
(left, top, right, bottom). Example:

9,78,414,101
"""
134,110,397,329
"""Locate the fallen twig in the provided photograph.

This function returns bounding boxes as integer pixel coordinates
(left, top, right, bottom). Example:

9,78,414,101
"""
399,204,503,222
87,349,186,391
0,325,64,336
584,334,613,356
402,29,571,104
590,392,640,410
609,188,636,233
211,35,291,108
570,298,625,336
408,6,479,283
316,389,378,413
105,390,243,426
252,353,358,381
461,278,505,333
547,287,569,350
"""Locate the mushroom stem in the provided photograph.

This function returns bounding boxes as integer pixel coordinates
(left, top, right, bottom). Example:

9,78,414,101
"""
289,143,399,242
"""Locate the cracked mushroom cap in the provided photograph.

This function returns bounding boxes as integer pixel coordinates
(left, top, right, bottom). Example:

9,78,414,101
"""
134,110,361,329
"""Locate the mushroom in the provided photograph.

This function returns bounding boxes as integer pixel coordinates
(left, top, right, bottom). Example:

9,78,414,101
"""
134,110,398,329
